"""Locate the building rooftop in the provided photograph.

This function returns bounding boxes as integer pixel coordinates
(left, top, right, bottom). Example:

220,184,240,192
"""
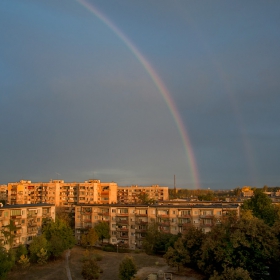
1,203,55,209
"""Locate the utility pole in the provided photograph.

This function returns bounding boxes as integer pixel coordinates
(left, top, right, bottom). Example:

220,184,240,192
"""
174,175,176,194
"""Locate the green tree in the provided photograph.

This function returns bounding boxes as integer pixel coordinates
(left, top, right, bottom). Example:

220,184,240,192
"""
209,267,252,280
164,238,188,271
37,248,48,265
15,244,28,261
47,234,66,258
198,217,278,278
118,256,137,280
43,218,75,258
28,235,48,262
1,220,16,248
242,189,277,225
0,247,15,280
55,207,72,227
81,228,99,248
82,259,101,279
94,221,110,244
18,254,30,269
181,226,204,269
142,223,160,254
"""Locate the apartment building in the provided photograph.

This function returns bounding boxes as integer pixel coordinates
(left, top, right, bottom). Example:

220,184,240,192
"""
75,203,240,249
0,185,7,202
7,179,118,207
241,186,254,198
0,203,55,250
117,185,169,203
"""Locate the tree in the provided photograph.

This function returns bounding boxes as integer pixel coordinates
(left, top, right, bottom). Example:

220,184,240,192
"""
18,254,30,269
94,221,110,244
82,259,101,279
43,218,75,258
55,207,74,228
142,223,160,254
28,235,48,262
37,248,48,265
209,267,252,280
164,238,188,271
47,234,66,258
118,256,137,280
81,228,99,248
1,220,16,249
198,217,278,278
0,247,15,280
15,244,28,261
242,189,277,225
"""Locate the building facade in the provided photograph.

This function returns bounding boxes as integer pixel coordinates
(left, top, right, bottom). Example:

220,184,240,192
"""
0,203,55,250
75,203,240,249
0,185,7,202
7,179,118,207
117,185,169,203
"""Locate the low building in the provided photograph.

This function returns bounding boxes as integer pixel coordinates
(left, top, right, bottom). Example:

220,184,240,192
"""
117,185,169,203
74,203,240,249
241,186,254,198
0,185,7,203
0,203,55,250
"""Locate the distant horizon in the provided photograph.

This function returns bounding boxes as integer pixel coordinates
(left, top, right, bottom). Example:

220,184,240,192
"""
1,177,275,190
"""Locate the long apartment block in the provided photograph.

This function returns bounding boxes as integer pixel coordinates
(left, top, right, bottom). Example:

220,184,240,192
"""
75,203,240,249
7,179,118,206
7,180,169,206
0,203,55,250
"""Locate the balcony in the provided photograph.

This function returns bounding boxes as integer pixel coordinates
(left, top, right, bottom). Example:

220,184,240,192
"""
179,214,192,218
117,227,129,232
11,215,22,219
117,235,129,239
27,213,37,218
42,213,51,218
200,213,214,218
28,222,38,227
158,221,170,226
157,214,169,218
83,219,91,223
200,223,213,227
135,213,148,217
135,228,147,233
135,220,148,225
116,213,129,217
98,212,110,216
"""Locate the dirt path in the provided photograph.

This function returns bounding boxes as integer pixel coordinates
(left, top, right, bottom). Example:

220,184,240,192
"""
65,249,72,280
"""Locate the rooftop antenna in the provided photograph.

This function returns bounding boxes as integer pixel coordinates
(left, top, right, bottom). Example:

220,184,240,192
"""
174,174,176,193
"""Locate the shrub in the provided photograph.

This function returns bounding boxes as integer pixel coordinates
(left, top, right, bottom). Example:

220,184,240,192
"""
82,259,101,279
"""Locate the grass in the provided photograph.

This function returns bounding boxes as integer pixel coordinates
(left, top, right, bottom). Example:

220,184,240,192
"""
8,246,204,280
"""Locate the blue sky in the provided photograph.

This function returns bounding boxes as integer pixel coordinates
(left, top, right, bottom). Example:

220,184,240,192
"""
1,0,280,189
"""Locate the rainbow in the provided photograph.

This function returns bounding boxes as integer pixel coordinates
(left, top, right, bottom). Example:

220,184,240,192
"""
76,0,200,188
